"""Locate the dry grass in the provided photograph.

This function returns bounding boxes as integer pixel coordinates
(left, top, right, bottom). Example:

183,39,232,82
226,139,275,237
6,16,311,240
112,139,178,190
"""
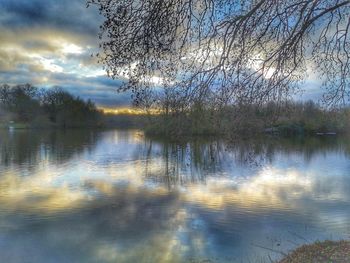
279,240,350,263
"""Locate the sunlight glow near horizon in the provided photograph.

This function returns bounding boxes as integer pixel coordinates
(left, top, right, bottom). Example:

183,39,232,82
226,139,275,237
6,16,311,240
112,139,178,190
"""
99,107,160,115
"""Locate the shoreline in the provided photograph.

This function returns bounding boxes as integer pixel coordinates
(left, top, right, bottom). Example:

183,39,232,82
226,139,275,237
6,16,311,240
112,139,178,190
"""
279,240,350,263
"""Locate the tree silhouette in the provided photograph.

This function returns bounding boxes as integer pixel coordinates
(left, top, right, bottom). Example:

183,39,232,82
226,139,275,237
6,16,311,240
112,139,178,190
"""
0,84,40,122
0,84,101,128
88,0,350,107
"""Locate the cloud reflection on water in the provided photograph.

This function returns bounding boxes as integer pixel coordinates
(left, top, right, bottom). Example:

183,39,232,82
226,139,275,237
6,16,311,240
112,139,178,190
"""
0,130,349,262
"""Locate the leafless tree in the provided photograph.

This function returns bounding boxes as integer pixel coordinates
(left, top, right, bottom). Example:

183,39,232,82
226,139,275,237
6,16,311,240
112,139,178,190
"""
87,0,350,107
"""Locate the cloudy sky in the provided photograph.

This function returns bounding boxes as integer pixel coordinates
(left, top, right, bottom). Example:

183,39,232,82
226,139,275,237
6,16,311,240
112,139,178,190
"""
0,0,322,107
0,0,133,108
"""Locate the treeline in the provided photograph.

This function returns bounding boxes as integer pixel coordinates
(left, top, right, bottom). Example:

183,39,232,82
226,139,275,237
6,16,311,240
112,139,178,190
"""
272,100,350,136
0,84,102,128
144,100,350,137
1,84,349,136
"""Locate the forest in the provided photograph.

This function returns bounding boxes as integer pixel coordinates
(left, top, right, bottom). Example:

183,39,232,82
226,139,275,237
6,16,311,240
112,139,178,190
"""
0,84,102,128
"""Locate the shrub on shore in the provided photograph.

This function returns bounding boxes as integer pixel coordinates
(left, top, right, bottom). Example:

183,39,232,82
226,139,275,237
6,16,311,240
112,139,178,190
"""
144,101,350,138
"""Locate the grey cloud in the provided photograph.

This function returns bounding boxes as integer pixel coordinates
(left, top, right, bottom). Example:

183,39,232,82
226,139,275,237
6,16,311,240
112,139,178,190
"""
58,84,132,107
0,0,326,105
0,0,103,36
0,0,133,107
43,73,130,106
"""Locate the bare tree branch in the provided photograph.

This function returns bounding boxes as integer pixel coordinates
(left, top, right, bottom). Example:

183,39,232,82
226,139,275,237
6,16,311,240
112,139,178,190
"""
87,0,350,108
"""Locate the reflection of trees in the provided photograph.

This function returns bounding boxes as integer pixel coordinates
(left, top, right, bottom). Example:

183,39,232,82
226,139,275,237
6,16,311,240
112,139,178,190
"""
0,130,100,168
142,138,227,187
227,136,349,165
270,136,350,163
143,135,350,186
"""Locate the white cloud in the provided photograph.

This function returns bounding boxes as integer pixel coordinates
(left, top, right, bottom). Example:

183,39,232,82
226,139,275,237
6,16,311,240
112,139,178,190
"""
61,43,83,55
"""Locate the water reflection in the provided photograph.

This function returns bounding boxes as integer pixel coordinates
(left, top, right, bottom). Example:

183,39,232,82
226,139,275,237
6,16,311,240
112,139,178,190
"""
142,136,350,187
0,130,100,167
0,130,349,263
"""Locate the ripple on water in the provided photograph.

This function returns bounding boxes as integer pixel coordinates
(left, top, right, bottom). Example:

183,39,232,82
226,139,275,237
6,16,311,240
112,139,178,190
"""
0,130,349,262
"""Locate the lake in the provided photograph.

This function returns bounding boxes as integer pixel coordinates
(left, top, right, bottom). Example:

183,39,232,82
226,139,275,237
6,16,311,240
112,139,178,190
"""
0,129,349,263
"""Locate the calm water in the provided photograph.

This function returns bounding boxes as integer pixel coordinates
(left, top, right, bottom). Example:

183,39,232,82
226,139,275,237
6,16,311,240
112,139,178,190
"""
0,129,350,263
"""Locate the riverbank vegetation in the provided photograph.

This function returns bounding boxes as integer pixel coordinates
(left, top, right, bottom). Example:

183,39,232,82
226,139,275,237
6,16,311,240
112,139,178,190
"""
143,100,350,138
0,84,102,128
279,240,350,263
1,84,349,137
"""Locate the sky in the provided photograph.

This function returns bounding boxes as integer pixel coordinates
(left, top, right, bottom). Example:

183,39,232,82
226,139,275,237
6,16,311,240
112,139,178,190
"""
0,0,132,108
0,0,322,108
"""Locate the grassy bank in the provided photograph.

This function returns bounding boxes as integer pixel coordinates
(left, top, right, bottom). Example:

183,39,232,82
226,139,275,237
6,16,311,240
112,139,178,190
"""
279,240,350,263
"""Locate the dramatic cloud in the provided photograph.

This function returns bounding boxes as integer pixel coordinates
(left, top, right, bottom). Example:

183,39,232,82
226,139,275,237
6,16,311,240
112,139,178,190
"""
0,0,131,107
0,0,100,35
0,0,323,107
